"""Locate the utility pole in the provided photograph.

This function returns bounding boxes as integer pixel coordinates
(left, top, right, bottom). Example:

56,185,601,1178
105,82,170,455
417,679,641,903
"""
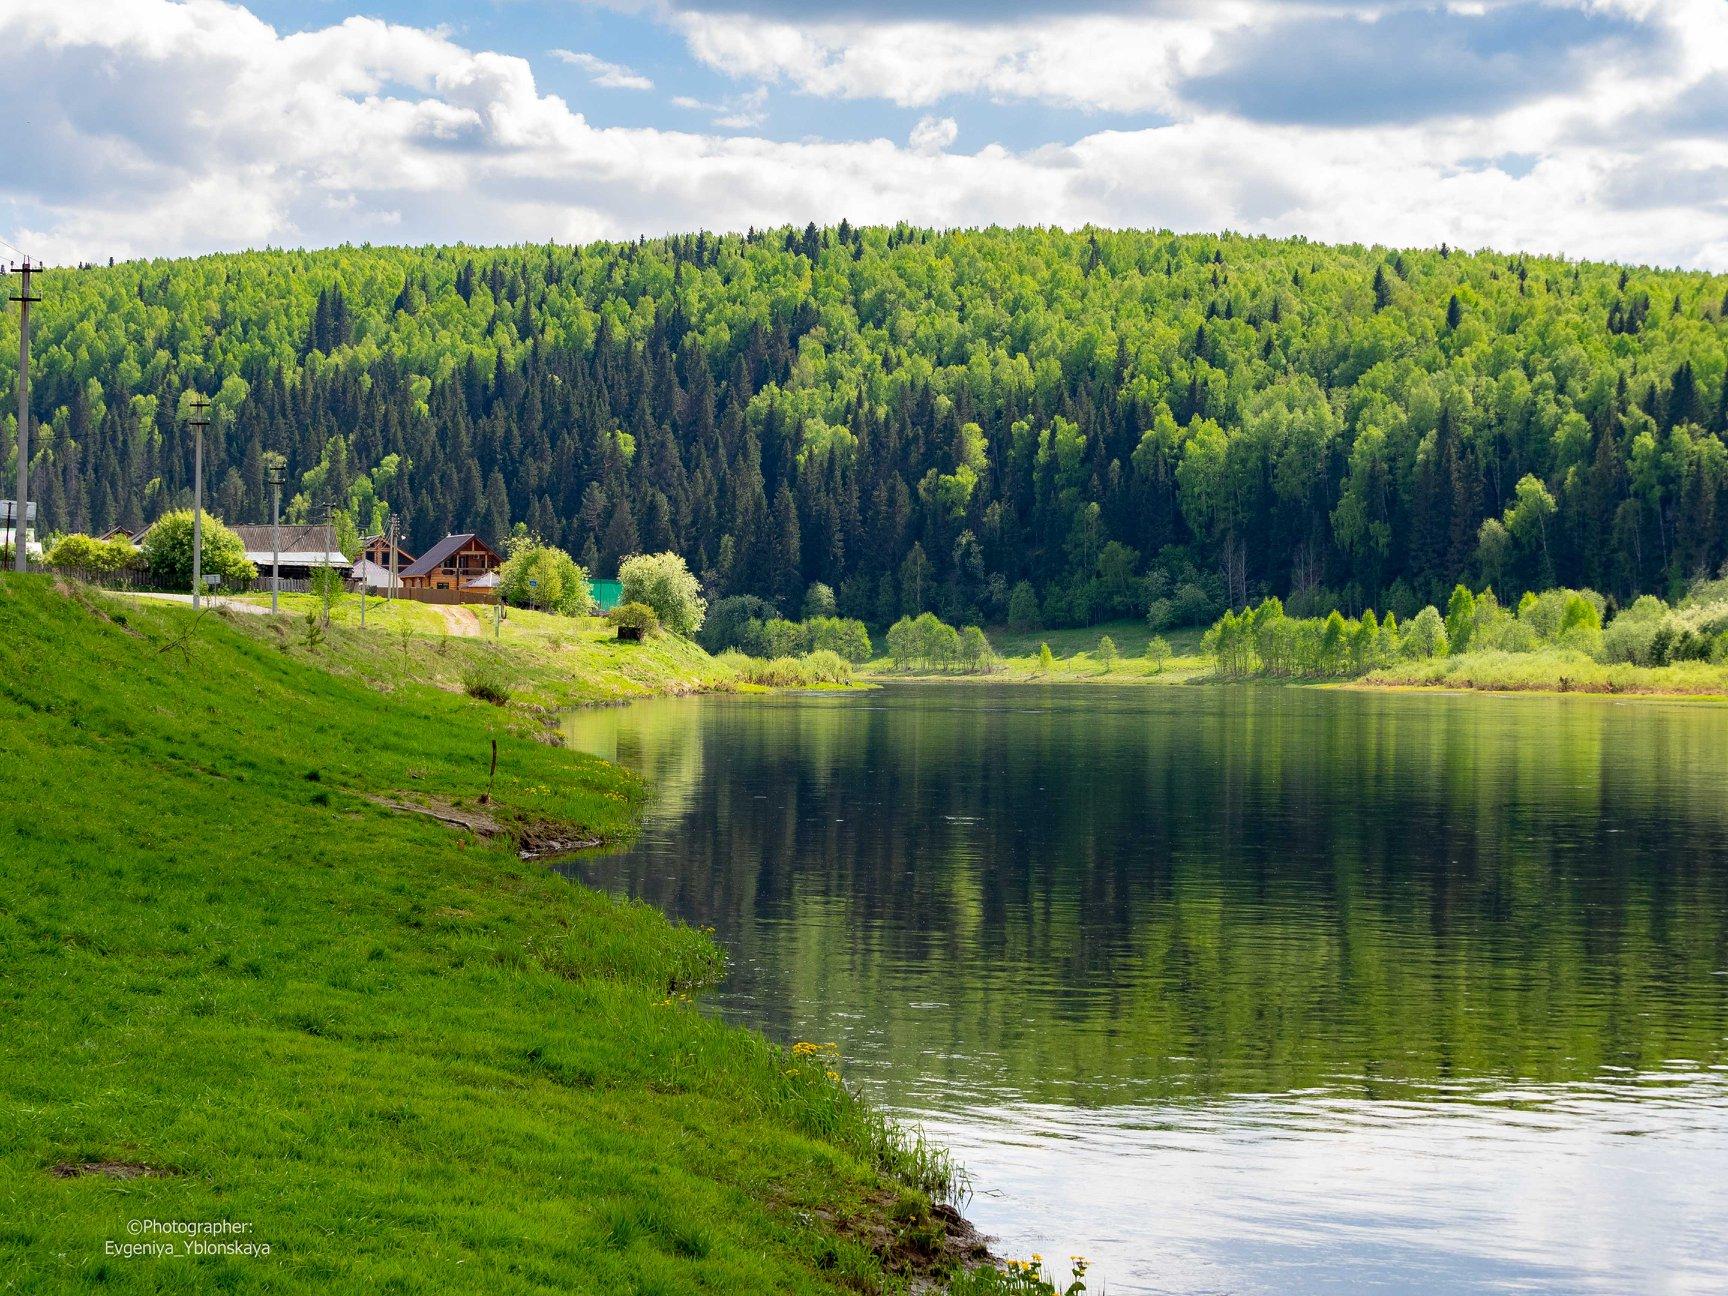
9,258,39,571
266,455,284,614
388,513,400,602
188,395,211,608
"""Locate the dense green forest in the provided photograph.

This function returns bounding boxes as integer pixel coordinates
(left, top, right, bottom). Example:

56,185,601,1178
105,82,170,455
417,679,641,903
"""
6,225,1727,626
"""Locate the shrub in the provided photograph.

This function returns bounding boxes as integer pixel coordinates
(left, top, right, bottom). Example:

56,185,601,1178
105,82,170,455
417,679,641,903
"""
806,616,874,664
1602,595,1667,664
1145,635,1172,673
460,651,513,705
499,536,595,617
726,654,849,688
763,617,811,657
700,595,776,656
607,601,661,636
1007,580,1041,631
958,625,995,673
1097,634,1118,672
1403,606,1449,659
45,533,137,575
801,582,837,619
618,552,706,636
310,565,346,627
802,649,853,684
1037,643,1056,672
140,509,256,592
1171,581,1220,628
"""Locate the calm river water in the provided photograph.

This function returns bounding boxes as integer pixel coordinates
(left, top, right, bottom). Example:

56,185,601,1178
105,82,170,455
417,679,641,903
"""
562,683,1728,1295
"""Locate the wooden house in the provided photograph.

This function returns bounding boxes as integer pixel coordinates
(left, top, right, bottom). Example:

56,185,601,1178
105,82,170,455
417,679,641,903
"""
359,533,415,571
397,533,502,592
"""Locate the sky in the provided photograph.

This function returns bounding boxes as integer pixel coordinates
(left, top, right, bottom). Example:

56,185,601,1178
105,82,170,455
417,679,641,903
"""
2,0,1727,269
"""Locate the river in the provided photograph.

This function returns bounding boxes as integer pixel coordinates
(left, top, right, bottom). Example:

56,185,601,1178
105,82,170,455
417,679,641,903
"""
562,682,1728,1295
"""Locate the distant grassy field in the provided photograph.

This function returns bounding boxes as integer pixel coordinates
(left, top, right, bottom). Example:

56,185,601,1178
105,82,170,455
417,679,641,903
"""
0,577,983,1294
864,619,1211,684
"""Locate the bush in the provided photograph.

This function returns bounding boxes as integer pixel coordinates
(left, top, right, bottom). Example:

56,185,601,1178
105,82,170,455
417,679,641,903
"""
499,536,595,616
140,510,256,592
763,617,811,657
1403,606,1449,659
802,649,852,684
1007,580,1041,631
806,616,874,664
607,602,661,636
1145,635,1172,673
1171,581,1220,628
801,582,837,619
310,565,346,627
958,625,995,673
1097,634,1118,672
1602,595,1668,664
460,652,513,705
700,595,777,656
725,651,852,687
618,552,706,637
44,533,138,576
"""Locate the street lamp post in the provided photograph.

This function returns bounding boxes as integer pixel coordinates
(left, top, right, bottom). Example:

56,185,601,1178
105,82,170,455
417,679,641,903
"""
10,259,39,573
266,457,284,614
388,514,400,602
188,395,211,609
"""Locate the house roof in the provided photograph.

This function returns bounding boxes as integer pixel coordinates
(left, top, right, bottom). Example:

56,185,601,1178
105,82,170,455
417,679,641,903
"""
360,533,416,559
233,524,346,567
399,532,497,578
350,557,395,588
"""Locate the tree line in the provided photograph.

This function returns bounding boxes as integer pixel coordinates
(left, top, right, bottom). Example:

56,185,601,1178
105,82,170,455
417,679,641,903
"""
1208,579,1728,678
4,224,1725,628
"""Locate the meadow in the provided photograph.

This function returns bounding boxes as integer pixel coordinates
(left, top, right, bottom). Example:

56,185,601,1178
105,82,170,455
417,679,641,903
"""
0,577,996,1294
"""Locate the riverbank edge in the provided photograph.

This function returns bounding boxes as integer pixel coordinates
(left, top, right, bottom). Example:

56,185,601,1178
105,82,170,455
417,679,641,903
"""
861,659,1728,702
0,576,1002,1294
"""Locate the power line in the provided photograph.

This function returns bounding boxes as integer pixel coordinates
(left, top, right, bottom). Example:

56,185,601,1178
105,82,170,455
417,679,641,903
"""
9,258,40,572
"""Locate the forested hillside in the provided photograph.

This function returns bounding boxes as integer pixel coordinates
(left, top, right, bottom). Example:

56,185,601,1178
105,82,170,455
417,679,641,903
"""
6,225,1727,626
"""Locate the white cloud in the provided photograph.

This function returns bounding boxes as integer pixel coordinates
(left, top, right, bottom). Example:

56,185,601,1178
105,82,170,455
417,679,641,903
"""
909,115,958,155
671,7,1225,114
0,0,1724,270
712,87,768,129
665,87,769,130
550,48,654,91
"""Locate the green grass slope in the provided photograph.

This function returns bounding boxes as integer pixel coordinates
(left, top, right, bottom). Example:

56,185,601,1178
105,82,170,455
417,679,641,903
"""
0,577,963,1294
218,591,745,709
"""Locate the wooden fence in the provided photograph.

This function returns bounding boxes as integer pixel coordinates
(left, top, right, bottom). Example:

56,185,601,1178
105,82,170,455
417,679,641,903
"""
397,586,498,606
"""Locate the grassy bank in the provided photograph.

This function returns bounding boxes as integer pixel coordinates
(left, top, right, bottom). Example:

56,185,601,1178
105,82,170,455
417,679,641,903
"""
1362,648,1728,699
222,590,745,707
0,577,982,1293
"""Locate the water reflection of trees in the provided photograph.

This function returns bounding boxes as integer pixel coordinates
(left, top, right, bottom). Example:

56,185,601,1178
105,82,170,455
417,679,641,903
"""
571,687,1728,1105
